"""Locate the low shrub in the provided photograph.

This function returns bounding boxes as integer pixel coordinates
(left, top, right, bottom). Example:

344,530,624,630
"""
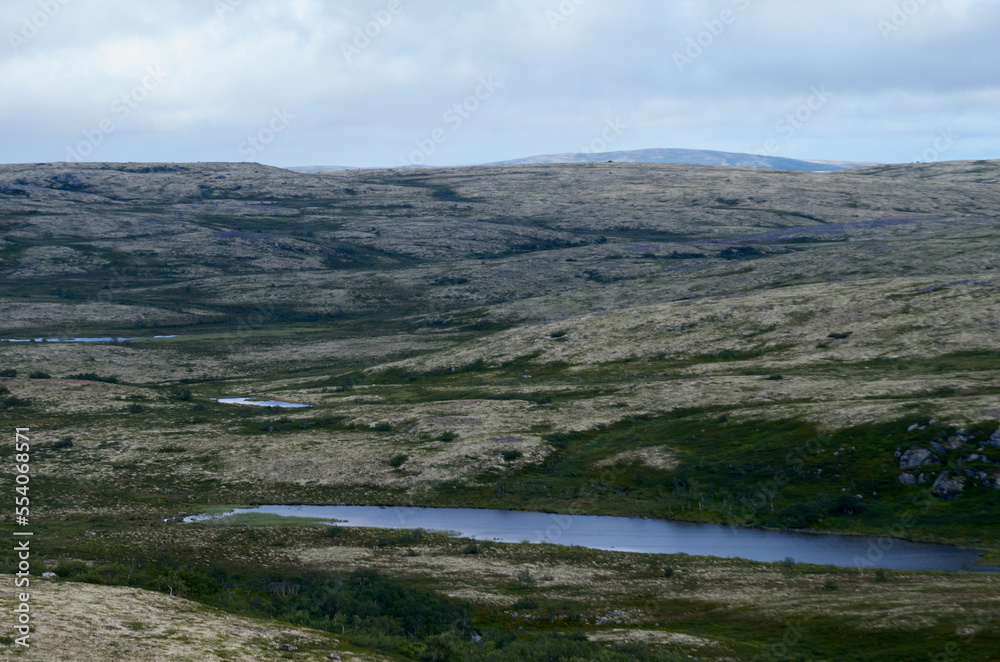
66,373,119,384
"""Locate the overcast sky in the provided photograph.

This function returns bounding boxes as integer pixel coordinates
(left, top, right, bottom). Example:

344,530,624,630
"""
1,0,998,167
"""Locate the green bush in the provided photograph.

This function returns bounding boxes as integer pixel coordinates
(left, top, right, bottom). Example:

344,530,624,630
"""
663,567,674,578
377,529,425,547
438,431,458,442
515,568,534,589
28,371,50,379
0,369,17,378
501,449,523,462
2,396,31,409
823,579,838,591
66,373,119,383
832,494,866,517
389,454,409,468
776,499,827,528
52,436,74,450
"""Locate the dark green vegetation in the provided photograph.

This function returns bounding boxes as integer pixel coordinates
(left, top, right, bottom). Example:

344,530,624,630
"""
49,557,684,662
3,159,1000,660
430,412,1000,543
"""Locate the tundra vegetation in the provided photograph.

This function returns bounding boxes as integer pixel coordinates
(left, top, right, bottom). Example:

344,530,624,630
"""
2,159,1000,660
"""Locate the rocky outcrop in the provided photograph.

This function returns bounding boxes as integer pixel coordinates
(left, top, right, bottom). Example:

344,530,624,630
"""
944,437,965,451
931,472,966,499
899,448,938,469
988,427,1000,448
895,424,1000,497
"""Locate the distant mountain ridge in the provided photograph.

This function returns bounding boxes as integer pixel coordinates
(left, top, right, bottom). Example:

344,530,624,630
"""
486,148,879,171
285,165,359,174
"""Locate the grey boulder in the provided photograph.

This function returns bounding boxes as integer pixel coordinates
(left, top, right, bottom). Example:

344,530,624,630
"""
931,472,966,499
899,448,937,469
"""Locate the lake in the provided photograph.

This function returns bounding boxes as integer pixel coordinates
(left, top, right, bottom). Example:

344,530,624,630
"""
188,504,998,572
213,397,313,408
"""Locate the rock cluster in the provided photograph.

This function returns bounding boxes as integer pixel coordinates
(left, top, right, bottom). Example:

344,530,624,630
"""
896,425,1000,499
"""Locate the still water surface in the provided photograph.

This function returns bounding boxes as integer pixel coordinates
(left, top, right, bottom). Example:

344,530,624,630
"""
191,504,997,572
213,397,313,408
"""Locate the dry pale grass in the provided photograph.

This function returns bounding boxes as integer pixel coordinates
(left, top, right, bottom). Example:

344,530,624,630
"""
0,578,385,661
386,274,1000,372
588,628,726,650
594,446,679,471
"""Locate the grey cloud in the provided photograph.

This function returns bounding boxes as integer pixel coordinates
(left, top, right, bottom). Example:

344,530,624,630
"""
0,0,997,166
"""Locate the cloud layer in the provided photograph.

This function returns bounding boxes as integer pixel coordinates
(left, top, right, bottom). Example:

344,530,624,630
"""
1,0,998,166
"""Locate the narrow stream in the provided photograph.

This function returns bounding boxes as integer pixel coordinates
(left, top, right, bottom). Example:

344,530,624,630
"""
1,335,178,342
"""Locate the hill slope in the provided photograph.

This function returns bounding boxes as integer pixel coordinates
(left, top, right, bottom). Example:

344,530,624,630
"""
3,157,1000,661
1,158,999,540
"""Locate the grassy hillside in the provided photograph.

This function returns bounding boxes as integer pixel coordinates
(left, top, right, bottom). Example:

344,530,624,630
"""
2,159,1000,660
